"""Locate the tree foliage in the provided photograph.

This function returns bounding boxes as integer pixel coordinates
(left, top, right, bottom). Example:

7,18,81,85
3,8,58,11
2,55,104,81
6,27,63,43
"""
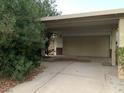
0,0,60,80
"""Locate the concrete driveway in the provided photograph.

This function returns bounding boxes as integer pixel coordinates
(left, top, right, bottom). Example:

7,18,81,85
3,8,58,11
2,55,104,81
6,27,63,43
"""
6,61,119,93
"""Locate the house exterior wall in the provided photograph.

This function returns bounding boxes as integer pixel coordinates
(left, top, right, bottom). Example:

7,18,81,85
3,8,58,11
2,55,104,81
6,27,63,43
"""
56,34,63,48
119,18,124,47
63,36,110,57
53,29,111,57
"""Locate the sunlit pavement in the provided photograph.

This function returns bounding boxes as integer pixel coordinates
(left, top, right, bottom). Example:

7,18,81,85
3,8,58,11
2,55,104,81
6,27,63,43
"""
6,61,123,93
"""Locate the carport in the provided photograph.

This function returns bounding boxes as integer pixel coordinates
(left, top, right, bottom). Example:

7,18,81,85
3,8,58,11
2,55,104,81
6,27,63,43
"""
41,9,124,67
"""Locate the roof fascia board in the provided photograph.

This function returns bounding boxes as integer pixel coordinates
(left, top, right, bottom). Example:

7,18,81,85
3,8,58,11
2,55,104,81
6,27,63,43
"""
41,8,124,21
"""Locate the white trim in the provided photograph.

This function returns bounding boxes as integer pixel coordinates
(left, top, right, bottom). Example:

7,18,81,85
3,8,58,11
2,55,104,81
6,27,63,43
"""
41,8,124,21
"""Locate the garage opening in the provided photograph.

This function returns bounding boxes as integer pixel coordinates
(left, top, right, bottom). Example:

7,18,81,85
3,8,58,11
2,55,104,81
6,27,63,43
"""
63,35,110,58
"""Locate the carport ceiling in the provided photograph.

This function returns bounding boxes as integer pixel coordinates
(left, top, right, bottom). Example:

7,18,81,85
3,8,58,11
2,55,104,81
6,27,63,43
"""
45,17,119,30
45,18,119,33
42,9,124,31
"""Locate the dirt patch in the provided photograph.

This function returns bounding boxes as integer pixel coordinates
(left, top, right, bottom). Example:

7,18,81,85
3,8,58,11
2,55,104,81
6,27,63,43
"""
0,65,45,93
0,78,17,93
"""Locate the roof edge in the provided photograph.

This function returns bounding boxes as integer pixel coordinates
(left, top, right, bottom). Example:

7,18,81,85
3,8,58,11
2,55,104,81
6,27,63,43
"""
41,8,124,22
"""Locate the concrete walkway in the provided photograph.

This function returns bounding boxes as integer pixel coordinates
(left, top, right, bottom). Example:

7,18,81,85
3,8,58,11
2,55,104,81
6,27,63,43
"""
5,61,118,93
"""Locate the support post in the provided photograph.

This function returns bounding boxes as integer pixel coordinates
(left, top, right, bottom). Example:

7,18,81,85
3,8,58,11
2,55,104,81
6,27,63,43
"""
118,18,124,79
111,29,116,66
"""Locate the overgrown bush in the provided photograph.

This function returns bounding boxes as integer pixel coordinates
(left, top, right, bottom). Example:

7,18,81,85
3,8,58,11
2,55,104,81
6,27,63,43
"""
0,0,60,81
0,32,41,80
117,47,124,71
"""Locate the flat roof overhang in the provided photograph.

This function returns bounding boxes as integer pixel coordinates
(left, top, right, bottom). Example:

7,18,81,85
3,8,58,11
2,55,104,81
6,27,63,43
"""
41,9,124,31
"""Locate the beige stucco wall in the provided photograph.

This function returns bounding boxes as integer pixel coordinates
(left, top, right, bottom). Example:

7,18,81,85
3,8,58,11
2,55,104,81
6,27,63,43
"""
56,34,63,48
119,18,124,47
118,18,124,79
63,36,110,57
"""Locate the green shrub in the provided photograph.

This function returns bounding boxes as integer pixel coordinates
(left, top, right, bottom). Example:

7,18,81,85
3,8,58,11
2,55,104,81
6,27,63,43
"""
0,33,40,80
0,0,60,81
12,57,33,81
117,47,124,71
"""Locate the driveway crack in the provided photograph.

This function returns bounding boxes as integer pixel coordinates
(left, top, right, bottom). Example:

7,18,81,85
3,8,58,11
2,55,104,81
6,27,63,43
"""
33,62,74,93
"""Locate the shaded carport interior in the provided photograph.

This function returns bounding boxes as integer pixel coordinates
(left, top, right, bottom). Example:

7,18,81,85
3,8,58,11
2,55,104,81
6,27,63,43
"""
41,9,124,65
